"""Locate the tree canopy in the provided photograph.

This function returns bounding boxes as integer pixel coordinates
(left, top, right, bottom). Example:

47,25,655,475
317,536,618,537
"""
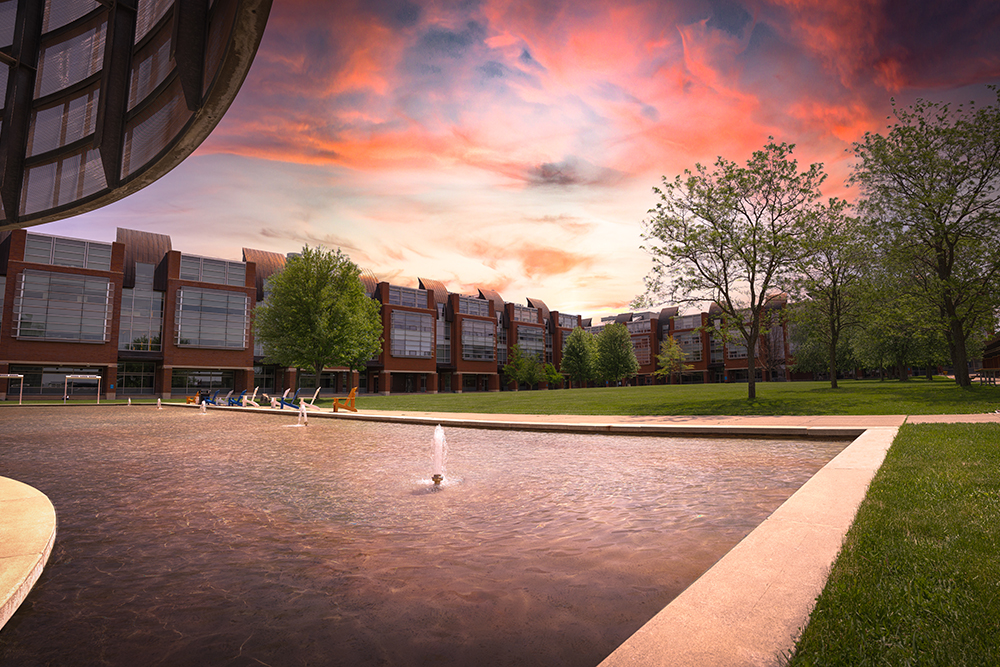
559,327,597,386
595,323,640,384
654,335,691,384
852,88,1000,386
502,343,545,389
252,246,382,384
792,198,871,388
639,141,826,399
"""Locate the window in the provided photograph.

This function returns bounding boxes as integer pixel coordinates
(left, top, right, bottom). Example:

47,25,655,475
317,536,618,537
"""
462,319,495,361
10,365,102,396
728,340,748,359
390,311,434,358
117,361,157,395
517,326,545,360
673,314,701,331
495,315,507,365
119,263,164,351
632,336,651,365
436,303,451,363
627,319,651,334
677,331,703,362
558,313,578,329
23,233,112,270
175,287,248,349
513,305,538,323
458,295,490,317
12,270,112,342
387,285,427,308
171,368,235,393
178,254,246,286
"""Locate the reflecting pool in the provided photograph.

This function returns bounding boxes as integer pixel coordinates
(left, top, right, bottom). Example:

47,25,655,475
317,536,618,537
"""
0,407,846,666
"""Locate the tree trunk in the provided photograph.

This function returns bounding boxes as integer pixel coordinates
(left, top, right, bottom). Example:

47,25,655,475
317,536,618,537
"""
747,335,757,400
949,317,971,387
828,331,839,390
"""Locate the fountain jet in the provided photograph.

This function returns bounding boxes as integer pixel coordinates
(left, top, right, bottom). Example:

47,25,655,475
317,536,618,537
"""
432,425,447,486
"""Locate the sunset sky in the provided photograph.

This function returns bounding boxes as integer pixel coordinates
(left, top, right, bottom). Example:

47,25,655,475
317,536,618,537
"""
41,0,1000,319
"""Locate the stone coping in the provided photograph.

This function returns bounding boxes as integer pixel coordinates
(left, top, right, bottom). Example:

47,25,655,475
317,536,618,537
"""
0,477,56,632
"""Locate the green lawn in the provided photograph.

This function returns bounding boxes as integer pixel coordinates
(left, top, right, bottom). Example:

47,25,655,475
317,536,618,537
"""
345,378,1000,416
788,423,1000,666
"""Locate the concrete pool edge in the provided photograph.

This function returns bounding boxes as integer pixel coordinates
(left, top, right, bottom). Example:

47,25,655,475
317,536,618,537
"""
597,426,899,667
0,477,56,632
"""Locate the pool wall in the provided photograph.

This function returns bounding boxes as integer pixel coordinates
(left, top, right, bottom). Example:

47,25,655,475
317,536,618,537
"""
0,477,56,631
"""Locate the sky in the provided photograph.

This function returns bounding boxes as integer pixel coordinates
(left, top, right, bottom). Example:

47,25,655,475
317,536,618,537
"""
41,0,1000,319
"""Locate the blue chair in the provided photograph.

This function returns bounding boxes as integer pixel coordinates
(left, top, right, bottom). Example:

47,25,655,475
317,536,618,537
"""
201,390,220,405
278,388,301,409
229,390,246,406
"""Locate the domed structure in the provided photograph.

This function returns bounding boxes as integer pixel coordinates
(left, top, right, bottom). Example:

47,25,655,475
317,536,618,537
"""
0,0,271,231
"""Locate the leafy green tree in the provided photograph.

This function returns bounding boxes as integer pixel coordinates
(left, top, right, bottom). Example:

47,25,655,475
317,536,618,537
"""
502,344,545,390
559,327,597,387
654,335,691,384
787,303,858,379
792,199,870,388
595,323,640,385
542,362,564,388
638,141,826,399
253,246,382,386
852,87,1000,386
850,268,947,381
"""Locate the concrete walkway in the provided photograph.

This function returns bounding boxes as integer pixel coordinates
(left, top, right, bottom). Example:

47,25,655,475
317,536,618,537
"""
2,407,997,662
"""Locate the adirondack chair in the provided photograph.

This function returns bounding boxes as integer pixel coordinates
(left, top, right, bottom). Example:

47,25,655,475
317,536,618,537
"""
278,388,301,409
331,387,358,413
201,390,221,405
267,388,290,409
244,387,260,407
300,387,323,411
207,390,233,406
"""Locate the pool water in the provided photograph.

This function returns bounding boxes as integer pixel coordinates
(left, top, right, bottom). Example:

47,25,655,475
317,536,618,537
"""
0,407,846,666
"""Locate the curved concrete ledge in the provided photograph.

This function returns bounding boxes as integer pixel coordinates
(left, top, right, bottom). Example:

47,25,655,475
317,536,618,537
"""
598,426,898,667
0,477,56,631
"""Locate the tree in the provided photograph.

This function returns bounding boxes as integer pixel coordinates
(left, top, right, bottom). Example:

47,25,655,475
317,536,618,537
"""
852,87,1000,386
654,335,691,384
595,323,640,385
502,344,545,390
638,141,826,399
792,198,870,388
253,246,382,386
559,327,597,387
542,362,564,388
850,267,947,381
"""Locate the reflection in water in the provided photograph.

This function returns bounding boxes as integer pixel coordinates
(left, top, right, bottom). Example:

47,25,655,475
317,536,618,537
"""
0,407,845,667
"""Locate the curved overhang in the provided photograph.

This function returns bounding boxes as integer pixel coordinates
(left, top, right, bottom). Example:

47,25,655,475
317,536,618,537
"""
0,0,272,231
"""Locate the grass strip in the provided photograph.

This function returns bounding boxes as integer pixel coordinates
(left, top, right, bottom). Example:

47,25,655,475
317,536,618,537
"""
355,379,1000,416
788,423,1000,666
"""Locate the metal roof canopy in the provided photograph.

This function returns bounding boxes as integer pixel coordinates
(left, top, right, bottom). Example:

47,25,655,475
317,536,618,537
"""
0,0,272,231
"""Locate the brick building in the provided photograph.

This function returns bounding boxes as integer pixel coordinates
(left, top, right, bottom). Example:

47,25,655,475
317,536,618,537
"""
2,226,796,400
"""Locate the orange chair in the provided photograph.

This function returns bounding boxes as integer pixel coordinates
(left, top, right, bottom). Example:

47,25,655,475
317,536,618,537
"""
331,387,358,412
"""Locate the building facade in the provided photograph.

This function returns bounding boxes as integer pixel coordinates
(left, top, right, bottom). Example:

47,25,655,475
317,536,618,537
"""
1,226,793,400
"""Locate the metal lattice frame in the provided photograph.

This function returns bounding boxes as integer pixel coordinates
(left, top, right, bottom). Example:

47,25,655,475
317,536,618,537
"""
0,0,271,230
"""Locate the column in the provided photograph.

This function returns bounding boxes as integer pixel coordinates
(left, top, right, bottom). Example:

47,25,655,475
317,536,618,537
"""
452,372,463,393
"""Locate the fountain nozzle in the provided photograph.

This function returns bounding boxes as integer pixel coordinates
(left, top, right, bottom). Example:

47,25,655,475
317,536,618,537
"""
432,474,443,486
